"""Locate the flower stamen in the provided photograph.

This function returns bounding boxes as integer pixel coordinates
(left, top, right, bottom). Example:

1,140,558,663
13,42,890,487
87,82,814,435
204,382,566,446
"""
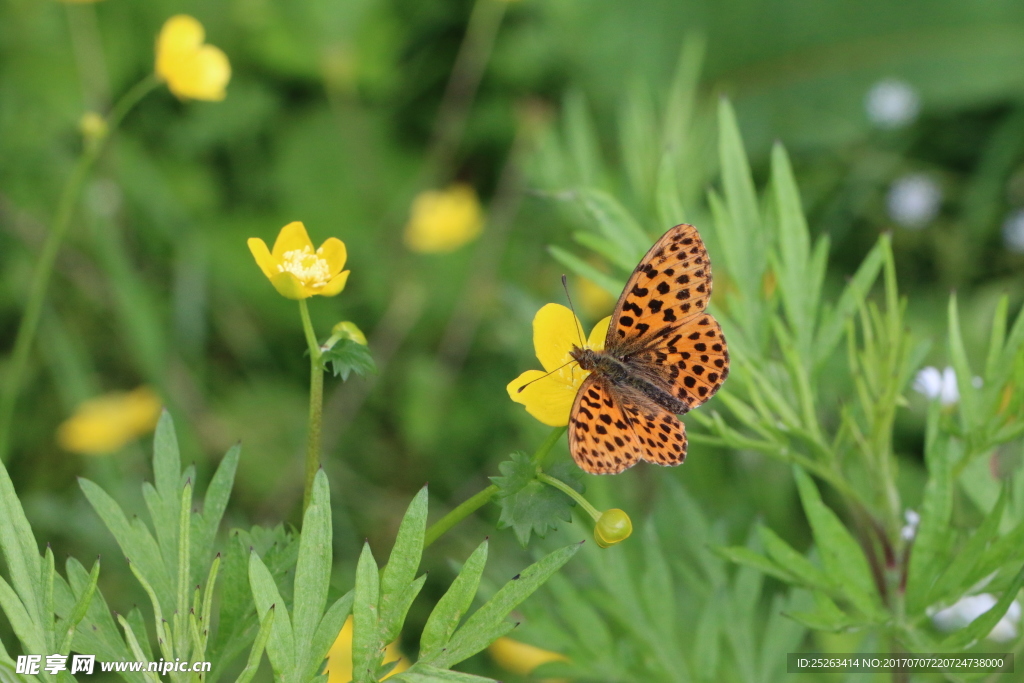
277,247,331,287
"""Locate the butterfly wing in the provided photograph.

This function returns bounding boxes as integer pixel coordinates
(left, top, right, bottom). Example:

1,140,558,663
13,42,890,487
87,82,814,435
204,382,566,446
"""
605,223,729,410
606,224,715,349
618,396,688,466
568,375,644,474
569,375,689,473
627,314,729,409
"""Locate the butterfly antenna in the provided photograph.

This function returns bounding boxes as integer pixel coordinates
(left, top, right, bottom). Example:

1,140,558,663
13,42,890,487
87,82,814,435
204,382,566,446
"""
561,274,586,346
516,359,576,393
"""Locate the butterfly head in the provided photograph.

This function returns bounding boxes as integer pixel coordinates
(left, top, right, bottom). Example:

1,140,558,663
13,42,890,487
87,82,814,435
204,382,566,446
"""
569,345,599,371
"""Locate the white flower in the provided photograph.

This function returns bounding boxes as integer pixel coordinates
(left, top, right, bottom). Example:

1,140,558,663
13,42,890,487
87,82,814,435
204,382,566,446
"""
900,509,920,542
887,174,941,229
931,595,1022,643
1002,209,1024,253
866,79,920,129
864,79,921,129
914,366,959,405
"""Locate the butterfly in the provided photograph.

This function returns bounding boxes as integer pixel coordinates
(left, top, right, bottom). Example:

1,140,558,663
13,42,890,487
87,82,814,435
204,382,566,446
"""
568,224,729,474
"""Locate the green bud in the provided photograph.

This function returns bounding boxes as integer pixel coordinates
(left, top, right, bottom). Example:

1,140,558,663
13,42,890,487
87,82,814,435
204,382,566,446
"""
331,321,367,346
594,508,632,548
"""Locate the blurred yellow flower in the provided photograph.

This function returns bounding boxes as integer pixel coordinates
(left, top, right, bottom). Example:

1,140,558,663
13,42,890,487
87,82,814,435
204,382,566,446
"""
57,387,162,455
325,616,409,682
507,304,610,427
489,637,568,682
404,184,484,254
248,222,350,300
155,15,230,101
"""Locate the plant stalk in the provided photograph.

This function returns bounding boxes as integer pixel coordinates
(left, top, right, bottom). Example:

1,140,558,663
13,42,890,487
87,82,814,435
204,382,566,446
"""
0,75,160,462
299,299,324,513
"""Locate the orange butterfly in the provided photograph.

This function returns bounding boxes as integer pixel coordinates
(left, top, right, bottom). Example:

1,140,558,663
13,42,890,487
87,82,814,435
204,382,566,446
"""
568,224,729,474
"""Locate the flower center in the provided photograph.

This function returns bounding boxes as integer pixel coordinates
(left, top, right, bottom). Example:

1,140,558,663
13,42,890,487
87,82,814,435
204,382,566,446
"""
278,247,330,286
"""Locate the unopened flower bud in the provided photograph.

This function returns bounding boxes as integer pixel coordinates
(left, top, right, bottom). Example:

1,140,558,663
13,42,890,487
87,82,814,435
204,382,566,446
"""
594,508,632,548
79,112,108,144
332,321,367,346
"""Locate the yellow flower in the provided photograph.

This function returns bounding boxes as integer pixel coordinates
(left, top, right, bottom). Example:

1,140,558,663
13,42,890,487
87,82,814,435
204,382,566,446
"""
248,222,350,300
155,15,231,101
507,304,611,427
403,184,484,254
489,637,568,682
594,508,633,548
325,616,409,682
57,387,162,455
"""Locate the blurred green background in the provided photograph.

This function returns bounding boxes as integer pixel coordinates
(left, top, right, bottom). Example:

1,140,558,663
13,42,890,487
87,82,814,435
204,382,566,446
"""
3,0,1024,678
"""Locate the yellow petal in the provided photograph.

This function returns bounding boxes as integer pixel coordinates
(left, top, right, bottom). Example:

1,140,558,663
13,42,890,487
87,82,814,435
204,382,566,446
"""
270,271,311,300
533,303,584,373
155,15,231,102
247,238,278,280
507,370,580,427
272,221,314,258
316,237,348,274
57,387,163,456
489,637,568,679
588,316,612,349
318,270,349,297
176,45,230,101
325,616,407,683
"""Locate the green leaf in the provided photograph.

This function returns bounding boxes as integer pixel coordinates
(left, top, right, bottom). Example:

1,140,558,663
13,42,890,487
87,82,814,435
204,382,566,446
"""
758,526,833,592
927,489,1007,606
392,665,498,683
307,592,353,681
428,542,582,669
235,605,274,683
984,295,1009,386
125,607,153,662
79,478,173,613
941,564,1024,650
814,237,885,368
785,592,858,632
0,457,41,630
292,471,332,677
322,338,377,381
192,443,240,580
0,574,43,655
907,403,954,614
57,556,99,654
714,546,794,586
117,614,162,683
419,541,488,661
771,143,815,354
248,550,295,681
491,453,583,547
379,487,427,644
351,542,381,683
576,188,650,259
793,467,883,620
641,520,676,643
948,293,979,428
547,246,623,299
571,230,637,273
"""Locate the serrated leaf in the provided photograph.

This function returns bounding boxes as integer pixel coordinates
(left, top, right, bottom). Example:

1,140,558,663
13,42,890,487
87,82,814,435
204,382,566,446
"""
758,525,833,592
192,443,240,583
491,454,583,546
322,338,377,381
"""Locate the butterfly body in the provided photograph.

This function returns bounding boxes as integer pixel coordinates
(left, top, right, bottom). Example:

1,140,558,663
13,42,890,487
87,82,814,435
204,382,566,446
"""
567,224,729,475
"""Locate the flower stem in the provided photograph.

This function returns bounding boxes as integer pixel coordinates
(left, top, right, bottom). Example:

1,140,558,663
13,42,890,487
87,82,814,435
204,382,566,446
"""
424,484,498,549
299,299,324,513
537,472,601,522
0,74,160,463
423,427,568,548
